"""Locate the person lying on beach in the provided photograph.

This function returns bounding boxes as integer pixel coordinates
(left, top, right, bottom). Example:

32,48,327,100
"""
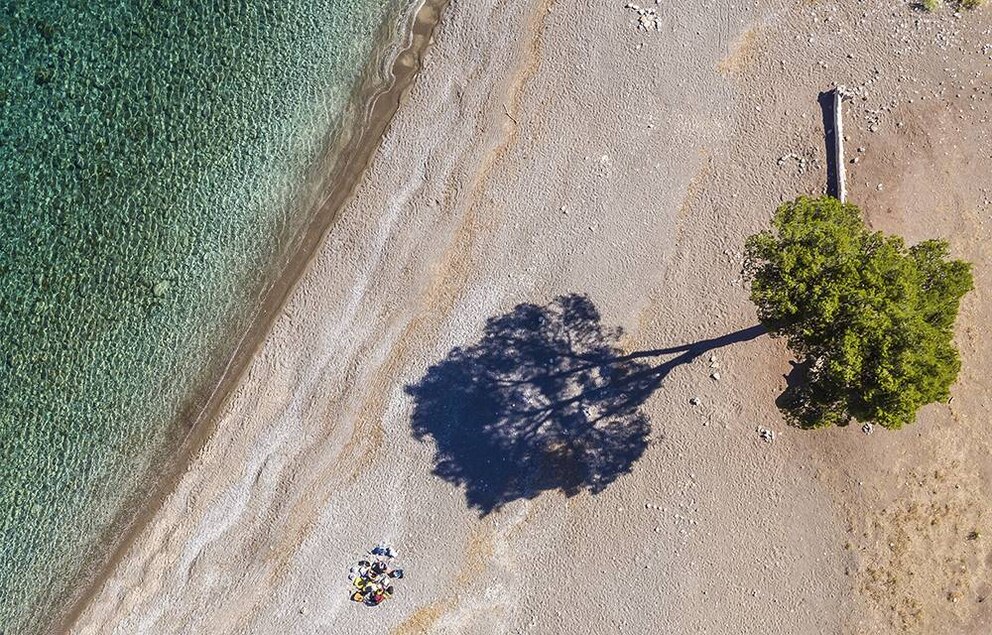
360,584,386,607
371,545,396,558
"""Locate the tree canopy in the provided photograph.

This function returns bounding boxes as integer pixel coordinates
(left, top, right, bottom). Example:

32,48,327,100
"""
745,196,973,429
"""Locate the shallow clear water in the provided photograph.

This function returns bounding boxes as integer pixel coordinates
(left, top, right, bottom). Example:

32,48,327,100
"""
0,0,410,630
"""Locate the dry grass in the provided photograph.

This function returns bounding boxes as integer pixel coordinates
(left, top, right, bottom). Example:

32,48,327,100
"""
851,463,990,632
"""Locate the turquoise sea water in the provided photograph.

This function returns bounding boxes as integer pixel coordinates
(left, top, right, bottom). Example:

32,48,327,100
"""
0,1,412,631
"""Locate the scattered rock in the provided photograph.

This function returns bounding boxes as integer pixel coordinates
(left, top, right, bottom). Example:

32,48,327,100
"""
776,152,813,174
152,280,170,297
689,396,701,406
757,427,775,442
710,371,721,381
624,4,660,31
34,66,54,86
862,422,874,435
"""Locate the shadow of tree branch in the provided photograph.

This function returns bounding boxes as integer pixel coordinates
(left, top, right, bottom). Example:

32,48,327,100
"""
405,294,765,515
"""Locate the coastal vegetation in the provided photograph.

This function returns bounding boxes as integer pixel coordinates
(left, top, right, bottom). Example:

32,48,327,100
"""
744,196,973,429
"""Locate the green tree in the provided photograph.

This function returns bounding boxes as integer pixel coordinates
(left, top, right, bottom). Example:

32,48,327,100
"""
745,196,973,429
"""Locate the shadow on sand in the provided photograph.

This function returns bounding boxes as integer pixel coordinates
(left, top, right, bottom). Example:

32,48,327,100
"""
405,293,765,515
775,360,854,429
818,89,841,199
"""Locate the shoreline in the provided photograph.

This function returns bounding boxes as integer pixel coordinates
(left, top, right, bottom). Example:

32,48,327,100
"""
51,1,449,631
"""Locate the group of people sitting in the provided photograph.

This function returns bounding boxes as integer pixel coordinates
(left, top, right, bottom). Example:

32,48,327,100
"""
349,545,403,607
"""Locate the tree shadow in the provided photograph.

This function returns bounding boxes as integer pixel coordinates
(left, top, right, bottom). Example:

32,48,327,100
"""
775,360,851,429
405,293,765,515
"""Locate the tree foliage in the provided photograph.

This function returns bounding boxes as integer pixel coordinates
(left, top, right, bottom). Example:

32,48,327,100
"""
745,196,973,429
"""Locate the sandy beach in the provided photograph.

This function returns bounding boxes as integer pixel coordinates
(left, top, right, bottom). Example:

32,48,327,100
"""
68,0,992,633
